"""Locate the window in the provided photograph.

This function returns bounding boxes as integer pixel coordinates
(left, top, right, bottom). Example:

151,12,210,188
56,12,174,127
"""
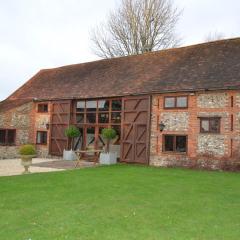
112,100,122,111
164,96,188,108
0,129,16,145
75,99,122,125
200,117,220,133
76,113,84,123
86,113,96,123
76,101,85,112
163,135,187,153
36,131,48,144
98,100,109,111
165,97,175,108
86,101,97,111
75,99,122,150
111,112,121,124
38,104,48,113
98,113,109,123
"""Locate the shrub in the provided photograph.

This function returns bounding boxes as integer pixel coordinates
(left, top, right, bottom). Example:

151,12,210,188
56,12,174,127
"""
101,128,117,153
19,144,36,156
64,125,80,150
188,152,240,172
102,128,117,140
65,125,80,138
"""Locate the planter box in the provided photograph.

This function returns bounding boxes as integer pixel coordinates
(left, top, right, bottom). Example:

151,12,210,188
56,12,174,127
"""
99,152,117,165
63,150,77,161
109,144,120,158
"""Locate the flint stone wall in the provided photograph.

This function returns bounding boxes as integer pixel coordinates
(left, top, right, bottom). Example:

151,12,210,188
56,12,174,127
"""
0,102,33,159
197,134,226,156
197,93,228,108
160,112,189,131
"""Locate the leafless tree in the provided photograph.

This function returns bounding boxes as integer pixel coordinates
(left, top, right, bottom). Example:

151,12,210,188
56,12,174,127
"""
91,0,181,58
204,31,226,42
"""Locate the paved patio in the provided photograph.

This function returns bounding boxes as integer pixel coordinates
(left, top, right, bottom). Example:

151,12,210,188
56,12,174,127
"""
0,158,97,177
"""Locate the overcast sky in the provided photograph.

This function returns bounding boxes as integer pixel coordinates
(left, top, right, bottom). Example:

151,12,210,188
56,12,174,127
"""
0,0,239,101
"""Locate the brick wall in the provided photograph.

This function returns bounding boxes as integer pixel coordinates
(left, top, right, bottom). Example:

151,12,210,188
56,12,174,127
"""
33,102,51,158
150,90,240,168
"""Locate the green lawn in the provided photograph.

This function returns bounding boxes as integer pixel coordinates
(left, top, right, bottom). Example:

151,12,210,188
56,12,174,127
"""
0,165,239,240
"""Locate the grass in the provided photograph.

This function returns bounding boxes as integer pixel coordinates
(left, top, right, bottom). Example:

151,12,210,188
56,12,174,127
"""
0,165,239,240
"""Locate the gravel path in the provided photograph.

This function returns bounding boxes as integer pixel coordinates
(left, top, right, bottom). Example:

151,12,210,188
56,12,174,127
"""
0,158,65,177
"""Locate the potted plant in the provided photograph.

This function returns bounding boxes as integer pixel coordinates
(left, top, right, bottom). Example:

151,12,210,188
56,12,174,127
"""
19,144,37,174
99,128,117,165
63,125,80,161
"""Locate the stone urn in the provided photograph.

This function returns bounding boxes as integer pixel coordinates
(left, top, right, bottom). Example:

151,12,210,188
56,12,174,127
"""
19,144,37,174
21,155,36,174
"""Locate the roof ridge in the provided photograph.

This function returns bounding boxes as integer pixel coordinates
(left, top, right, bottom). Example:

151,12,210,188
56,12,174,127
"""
39,37,240,72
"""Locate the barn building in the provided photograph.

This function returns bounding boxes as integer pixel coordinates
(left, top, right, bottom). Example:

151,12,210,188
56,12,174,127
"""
0,38,240,168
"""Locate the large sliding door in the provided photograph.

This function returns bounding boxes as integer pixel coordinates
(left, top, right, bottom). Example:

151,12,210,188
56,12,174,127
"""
121,96,150,164
50,101,71,155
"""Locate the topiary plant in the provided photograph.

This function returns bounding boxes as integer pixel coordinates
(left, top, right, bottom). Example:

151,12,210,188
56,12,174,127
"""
101,128,117,153
19,144,36,156
64,125,80,150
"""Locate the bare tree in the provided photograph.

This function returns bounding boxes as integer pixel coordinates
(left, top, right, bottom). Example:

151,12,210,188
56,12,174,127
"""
91,0,181,58
204,31,226,42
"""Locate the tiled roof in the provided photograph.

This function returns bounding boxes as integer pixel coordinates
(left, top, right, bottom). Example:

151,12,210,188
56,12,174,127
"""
4,38,240,105
0,99,31,113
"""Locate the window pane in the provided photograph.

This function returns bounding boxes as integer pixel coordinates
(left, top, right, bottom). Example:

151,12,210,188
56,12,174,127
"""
0,130,6,144
112,100,122,111
201,120,209,132
76,101,85,112
98,100,109,111
37,132,41,143
7,130,15,145
76,113,84,123
43,132,47,144
74,128,83,150
165,97,175,108
43,105,48,112
86,113,96,123
111,112,121,124
112,125,121,144
38,104,48,112
176,136,187,152
97,127,105,149
86,127,95,147
210,118,220,133
37,131,47,144
176,97,187,108
164,135,174,151
86,101,97,111
98,113,109,123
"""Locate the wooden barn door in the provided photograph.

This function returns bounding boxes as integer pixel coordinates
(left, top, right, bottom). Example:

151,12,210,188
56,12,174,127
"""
121,96,150,164
50,101,71,156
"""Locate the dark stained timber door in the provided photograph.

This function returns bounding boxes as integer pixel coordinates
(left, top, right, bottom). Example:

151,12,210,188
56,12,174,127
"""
50,101,71,156
121,96,150,164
